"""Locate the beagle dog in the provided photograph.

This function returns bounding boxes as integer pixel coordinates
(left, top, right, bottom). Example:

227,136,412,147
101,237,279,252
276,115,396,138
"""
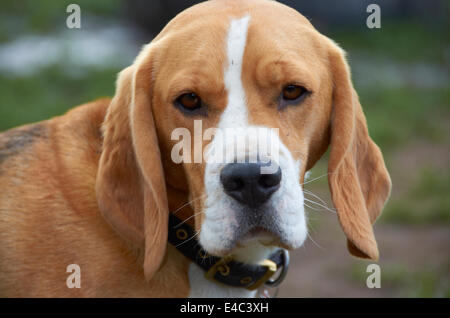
0,0,391,297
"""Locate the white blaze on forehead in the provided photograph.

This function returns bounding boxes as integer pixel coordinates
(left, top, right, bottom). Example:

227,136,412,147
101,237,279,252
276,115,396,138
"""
221,15,250,129
199,14,308,263
204,15,279,170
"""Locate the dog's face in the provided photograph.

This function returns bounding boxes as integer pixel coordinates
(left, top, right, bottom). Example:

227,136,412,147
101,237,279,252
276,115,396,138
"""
151,1,332,261
96,0,391,278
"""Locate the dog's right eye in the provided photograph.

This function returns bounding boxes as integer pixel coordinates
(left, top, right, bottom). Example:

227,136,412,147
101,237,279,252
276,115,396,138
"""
282,85,307,101
175,93,202,111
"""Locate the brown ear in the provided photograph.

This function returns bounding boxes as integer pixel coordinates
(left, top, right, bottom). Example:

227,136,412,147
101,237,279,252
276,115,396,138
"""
327,46,391,261
96,52,168,279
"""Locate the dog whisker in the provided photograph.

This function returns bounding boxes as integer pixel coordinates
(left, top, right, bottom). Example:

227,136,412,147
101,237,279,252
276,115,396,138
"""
171,194,207,215
307,232,324,250
304,198,336,214
173,211,204,228
300,172,330,185
174,230,201,248
303,189,329,207
304,203,323,211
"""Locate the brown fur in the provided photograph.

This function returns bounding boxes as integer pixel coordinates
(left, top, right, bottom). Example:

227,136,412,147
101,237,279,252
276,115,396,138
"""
0,99,190,297
0,0,390,297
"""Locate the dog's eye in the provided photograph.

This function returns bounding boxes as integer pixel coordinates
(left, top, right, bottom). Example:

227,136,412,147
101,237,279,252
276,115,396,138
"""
282,85,307,101
176,93,202,111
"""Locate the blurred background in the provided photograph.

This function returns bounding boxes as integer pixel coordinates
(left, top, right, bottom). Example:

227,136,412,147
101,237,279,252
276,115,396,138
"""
0,0,448,297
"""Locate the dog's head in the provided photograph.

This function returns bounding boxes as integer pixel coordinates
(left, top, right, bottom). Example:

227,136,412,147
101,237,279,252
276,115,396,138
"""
96,0,391,279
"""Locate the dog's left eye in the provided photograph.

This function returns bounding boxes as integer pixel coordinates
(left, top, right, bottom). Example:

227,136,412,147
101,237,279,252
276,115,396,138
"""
282,85,307,101
176,92,202,111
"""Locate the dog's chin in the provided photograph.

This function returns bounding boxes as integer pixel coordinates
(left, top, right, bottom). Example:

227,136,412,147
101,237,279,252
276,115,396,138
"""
232,231,280,264
202,227,285,265
199,203,308,263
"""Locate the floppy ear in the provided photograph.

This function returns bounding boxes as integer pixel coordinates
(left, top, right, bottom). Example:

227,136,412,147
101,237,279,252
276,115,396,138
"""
96,51,169,279
327,46,391,261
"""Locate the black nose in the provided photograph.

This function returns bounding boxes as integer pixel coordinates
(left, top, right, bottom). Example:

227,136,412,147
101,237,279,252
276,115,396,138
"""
220,162,282,209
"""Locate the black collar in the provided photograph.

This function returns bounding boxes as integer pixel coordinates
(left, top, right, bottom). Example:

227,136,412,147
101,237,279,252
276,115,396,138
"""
168,213,289,290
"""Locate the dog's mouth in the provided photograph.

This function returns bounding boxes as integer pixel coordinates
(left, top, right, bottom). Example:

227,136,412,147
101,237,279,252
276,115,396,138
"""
199,169,308,260
205,222,288,258
214,225,287,263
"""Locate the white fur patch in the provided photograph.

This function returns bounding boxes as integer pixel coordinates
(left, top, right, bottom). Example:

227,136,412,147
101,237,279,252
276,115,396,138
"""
189,15,308,297
221,15,250,129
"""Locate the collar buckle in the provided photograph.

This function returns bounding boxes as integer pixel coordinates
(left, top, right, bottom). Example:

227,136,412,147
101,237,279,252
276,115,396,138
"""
245,259,277,290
